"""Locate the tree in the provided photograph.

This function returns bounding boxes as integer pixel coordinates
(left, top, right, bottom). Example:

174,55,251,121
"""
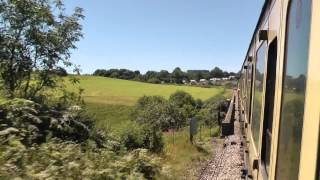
229,72,236,76
210,67,224,78
145,71,159,82
171,67,184,84
0,0,84,98
93,69,108,76
159,70,170,83
134,70,141,76
223,71,229,78
110,71,119,78
147,78,161,84
118,69,135,80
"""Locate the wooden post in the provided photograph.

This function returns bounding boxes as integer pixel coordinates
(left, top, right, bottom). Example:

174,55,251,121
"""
172,129,175,144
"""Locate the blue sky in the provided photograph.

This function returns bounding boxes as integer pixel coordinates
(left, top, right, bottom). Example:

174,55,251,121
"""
65,1,264,74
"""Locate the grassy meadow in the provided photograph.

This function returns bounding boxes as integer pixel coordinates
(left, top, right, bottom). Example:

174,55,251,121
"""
67,76,225,106
66,75,230,179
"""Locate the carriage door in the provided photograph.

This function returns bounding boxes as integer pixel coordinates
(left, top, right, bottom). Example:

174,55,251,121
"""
261,38,277,178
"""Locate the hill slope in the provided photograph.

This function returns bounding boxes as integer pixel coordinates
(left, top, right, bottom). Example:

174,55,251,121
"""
67,76,225,106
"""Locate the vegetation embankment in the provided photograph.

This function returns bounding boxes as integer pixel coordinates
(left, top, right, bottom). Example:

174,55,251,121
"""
0,0,232,179
68,76,231,179
0,0,165,178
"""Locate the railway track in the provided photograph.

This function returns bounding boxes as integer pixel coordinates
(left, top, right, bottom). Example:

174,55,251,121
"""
199,92,245,180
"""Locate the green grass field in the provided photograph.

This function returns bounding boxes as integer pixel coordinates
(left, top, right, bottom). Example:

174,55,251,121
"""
67,76,225,106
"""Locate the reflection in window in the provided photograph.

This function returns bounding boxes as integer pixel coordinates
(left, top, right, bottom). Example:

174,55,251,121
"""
251,42,266,148
276,0,311,179
246,64,253,122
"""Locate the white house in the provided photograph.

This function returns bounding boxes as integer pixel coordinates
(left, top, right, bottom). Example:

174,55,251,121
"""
199,79,209,85
190,80,198,85
228,76,236,80
210,78,222,85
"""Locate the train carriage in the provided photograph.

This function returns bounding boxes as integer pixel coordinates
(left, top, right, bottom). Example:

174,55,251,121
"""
238,0,320,179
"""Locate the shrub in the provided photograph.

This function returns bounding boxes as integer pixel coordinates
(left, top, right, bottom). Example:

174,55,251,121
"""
133,96,167,126
142,126,164,153
169,91,197,121
0,98,102,147
133,96,185,131
169,91,196,109
147,78,161,84
119,122,145,150
0,137,165,179
196,107,217,127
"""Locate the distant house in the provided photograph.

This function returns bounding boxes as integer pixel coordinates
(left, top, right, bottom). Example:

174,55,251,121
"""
199,79,209,85
228,76,236,80
210,77,222,81
190,80,198,85
210,78,222,85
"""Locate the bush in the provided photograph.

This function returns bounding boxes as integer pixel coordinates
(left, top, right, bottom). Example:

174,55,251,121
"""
169,91,197,121
119,122,146,150
196,107,217,127
147,78,161,84
0,137,166,179
0,98,103,147
133,96,185,131
142,126,164,153
119,121,164,153
133,96,167,126
169,91,195,108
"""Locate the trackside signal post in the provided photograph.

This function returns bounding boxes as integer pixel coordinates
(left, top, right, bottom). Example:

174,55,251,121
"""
190,117,197,144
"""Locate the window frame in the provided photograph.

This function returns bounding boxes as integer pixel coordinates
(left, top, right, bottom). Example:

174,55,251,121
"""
251,41,267,151
275,0,312,179
260,37,278,180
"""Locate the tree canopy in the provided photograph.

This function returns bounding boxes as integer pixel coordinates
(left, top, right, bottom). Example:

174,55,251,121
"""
0,0,84,98
210,67,224,78
92,67,236,85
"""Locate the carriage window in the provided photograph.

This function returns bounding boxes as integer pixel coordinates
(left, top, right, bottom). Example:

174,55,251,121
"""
252,42,266,148
247,63,253,123
276,0,311,179
261,38,277,178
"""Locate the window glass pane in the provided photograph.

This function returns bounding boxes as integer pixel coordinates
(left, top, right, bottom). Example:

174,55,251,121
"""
242,70,245,99
252,42,266,148
247,64,253,120
276,0,311,179
262,38,277,176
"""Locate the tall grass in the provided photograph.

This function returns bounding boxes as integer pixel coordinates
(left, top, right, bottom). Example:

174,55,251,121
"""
163,126,220,179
